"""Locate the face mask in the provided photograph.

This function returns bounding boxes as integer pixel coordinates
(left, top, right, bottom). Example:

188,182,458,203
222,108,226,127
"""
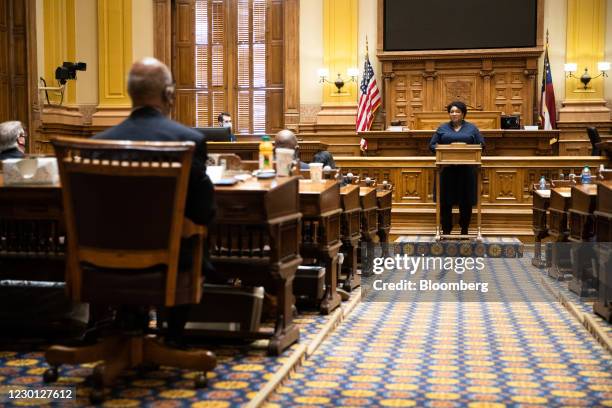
222,122,232,129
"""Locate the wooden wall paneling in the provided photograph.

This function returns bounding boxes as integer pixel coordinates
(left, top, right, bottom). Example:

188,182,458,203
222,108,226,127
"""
282,0,298,130
172,0,195,125
153,0,172,65
25,0,38,151
490,168,521,203
173,0,193,88
175,90,195,127
224,0,234,126
0,0,30,128
333,154,608,239
400,169,427,202
0,0,9,121
11,0,27,126
267,0,284,134
377,0,544,129
266,90,283,134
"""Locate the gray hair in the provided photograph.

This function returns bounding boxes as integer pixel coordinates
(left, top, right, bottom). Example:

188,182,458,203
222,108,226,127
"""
0,121,24,151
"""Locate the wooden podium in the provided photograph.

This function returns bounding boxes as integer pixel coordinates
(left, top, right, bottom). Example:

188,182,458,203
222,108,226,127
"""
435,144,482,240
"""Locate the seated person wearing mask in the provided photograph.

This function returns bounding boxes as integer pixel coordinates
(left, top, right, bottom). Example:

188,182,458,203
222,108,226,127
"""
274,129,309,170
0,121,26,160
217,112,236,142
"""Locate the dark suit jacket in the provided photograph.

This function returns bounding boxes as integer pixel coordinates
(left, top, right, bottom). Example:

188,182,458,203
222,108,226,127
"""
0,147,25,161
93,106,215,226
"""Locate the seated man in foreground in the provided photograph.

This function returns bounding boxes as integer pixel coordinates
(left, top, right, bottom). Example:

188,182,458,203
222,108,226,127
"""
94,57,214,227
93,57,215,339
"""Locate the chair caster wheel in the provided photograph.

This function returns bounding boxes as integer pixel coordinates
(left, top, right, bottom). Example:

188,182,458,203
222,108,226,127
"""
90,389,105,404
43,367,58,383
194,372,207,388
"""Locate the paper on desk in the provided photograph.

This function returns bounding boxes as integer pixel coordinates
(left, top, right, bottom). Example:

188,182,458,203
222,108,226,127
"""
2,157,59,185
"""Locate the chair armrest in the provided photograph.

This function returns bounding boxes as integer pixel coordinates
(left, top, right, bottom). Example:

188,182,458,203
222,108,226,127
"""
182,218,208,239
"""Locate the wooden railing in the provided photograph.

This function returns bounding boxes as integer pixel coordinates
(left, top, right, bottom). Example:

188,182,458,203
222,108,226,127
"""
335,156,609,240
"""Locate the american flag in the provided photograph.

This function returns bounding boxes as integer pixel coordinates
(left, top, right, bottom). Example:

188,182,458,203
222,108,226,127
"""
539,48,557,130
356,55,381,149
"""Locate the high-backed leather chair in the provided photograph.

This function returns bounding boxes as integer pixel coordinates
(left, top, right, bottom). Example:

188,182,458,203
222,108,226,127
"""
44,136,216,404
587,127,602,155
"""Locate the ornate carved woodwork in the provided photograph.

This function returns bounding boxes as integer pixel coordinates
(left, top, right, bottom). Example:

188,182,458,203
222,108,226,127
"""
375,0,544,130
334,156,608,239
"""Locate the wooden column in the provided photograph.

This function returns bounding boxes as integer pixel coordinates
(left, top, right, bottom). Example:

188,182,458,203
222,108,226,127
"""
315,0,359,129
42,0,76,105
92,0,133,126
558,0,611,154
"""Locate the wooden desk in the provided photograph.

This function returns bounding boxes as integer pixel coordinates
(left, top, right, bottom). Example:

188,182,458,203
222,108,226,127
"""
376,189,393,245
568,184,598,297
594,180,612,321
207,176,302,355
414,111,501,130
355,129,560,157
531,187,550,268
569,184,597,242
548,187,572,281
0,178,65,281
299,179,342,314
208,140,328,163
359,187,378,242
339,184,361,291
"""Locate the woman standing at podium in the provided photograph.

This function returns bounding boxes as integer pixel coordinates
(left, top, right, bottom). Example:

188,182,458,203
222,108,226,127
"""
429,101,485,235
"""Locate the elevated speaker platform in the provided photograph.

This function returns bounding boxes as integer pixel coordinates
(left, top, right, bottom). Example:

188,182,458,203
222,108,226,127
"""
394,235,523,258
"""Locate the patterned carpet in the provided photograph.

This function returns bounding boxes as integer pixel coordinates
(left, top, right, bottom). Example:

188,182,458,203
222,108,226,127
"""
0,294,358,407
1,254,611,407
267,256,612,407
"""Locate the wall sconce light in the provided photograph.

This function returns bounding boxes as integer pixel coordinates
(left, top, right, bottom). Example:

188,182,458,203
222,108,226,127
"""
564,62,610,89
318,67,359,93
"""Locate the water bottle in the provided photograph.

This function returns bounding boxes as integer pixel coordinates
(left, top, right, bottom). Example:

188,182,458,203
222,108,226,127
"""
258,135,274,171
538,175,547,190
599,164,606,180
581,166,591,184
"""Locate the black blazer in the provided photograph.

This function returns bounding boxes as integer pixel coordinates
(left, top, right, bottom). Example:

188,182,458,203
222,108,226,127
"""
0,147,25,161
93,106,215,226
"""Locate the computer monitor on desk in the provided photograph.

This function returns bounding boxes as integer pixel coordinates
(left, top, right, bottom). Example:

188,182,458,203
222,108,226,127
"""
194,127,233,142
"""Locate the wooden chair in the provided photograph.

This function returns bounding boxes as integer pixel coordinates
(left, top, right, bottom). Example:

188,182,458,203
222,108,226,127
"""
43,136,216,404
586,127,602,155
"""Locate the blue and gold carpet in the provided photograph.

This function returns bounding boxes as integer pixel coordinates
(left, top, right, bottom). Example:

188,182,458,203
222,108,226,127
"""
267,256,612,407
0,294,358,407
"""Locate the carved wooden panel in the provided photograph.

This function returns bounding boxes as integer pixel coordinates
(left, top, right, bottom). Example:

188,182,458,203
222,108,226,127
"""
400,169,427,202
0,0,29,126
382,57,541,129
490,169,521,202
175,90,195,127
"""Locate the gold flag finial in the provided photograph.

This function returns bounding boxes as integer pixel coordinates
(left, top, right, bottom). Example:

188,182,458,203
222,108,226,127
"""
546,29,549,48
366,35,369,56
